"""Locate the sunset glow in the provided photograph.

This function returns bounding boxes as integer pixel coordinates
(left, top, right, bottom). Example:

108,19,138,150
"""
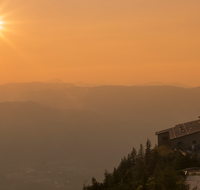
0,0,200,87
1,1,200,189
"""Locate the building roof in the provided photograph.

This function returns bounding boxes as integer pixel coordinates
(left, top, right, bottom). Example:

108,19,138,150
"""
156,119,200,140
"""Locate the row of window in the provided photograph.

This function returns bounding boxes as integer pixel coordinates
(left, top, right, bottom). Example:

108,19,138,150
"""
162,136,197,145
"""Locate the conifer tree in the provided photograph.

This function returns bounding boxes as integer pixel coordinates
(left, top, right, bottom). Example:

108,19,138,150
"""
83,144,200,190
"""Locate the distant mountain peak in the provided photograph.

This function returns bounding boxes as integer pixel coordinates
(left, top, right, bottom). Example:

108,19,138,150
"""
134,81,192,88
44,78,64,84
74,81,99,87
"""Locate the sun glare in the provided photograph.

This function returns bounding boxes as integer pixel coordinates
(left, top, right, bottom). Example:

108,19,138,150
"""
0,17,4,30
0,0,29,62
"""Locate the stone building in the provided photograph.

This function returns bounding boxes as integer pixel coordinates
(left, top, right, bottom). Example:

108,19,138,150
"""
156,117,200,150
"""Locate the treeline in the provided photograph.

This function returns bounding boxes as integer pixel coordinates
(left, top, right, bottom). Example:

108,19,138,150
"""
83,140,199,190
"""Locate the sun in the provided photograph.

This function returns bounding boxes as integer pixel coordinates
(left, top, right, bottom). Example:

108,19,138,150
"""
0,14,9,38
0,0,29,61
0,17,4,30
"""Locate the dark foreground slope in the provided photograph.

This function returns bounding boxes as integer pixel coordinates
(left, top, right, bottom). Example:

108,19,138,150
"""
0,101,130,166
0,102,129,189
84,142,199,190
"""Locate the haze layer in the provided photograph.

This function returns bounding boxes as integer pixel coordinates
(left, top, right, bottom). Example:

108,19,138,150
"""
0,0,200,86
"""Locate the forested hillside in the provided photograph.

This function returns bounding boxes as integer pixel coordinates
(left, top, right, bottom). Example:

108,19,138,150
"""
84,141,199,190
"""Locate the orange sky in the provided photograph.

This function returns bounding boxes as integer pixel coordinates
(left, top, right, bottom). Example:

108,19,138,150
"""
0,0,200,86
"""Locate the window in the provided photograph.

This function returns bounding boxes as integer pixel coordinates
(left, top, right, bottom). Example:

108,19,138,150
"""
177,141,183,150
193,140,197,144
162,136,168,141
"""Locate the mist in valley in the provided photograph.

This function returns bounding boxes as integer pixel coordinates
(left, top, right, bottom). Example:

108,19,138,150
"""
0,82,200,189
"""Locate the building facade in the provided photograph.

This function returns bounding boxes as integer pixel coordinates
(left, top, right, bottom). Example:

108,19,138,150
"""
156,118,200,150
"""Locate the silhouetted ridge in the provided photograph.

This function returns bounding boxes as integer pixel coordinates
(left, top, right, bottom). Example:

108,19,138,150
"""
0,102,127,166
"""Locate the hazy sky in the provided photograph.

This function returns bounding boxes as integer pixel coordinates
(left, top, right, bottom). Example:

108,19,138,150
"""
0,0,200,86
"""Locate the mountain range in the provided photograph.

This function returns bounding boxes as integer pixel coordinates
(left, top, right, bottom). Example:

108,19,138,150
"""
0,82,200,189
0,83,200,163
